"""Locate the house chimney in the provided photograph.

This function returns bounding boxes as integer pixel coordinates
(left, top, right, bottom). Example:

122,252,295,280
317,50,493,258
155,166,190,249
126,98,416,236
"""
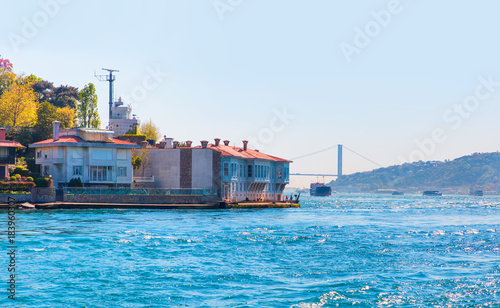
243,140,248,151
201,140,208,148
159,141,166,149
223,140,230,146
53,121,61,141
173,141,179,148
186,140,192,147
214,138,221,146
0,128,5,141
141,141,148,148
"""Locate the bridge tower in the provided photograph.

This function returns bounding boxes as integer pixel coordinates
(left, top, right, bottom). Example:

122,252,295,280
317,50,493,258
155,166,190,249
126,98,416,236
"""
338,144,343,178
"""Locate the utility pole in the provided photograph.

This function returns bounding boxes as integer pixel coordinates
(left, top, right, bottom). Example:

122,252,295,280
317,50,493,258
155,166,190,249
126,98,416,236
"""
95,68,119,128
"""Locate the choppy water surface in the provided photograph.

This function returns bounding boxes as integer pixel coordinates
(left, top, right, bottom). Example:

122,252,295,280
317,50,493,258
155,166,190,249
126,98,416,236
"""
3,194,500,307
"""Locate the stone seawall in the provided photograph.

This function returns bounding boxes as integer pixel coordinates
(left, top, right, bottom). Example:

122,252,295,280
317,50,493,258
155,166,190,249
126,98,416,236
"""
0,194,32,203
63,194,217,204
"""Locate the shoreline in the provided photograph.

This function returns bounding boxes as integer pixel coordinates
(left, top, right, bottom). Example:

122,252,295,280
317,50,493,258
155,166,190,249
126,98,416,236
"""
0,201,300,210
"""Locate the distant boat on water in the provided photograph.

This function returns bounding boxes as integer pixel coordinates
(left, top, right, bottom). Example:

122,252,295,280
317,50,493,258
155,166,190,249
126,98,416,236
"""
423,190,442,196
469,189,484,196
310,183,332,196
392,191,404,196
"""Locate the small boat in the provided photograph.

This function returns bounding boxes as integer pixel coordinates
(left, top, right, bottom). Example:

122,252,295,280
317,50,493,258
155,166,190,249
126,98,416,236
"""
469,190,484,196
392,191,404,196
423,190,442,196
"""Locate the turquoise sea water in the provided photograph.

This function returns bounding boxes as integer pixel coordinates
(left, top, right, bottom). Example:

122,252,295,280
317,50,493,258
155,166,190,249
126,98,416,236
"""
2,194,500,307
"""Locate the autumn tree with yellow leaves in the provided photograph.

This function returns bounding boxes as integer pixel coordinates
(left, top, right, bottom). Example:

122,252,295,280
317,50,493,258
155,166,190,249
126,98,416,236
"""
0,81,38,127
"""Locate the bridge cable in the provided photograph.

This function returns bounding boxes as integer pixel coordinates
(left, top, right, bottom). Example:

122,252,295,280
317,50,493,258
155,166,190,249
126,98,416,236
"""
342,145,383,168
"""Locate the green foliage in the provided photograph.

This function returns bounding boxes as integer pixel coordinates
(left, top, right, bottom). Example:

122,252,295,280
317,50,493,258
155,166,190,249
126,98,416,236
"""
10,126,34,147
26,176,33,182
77,83,100,128
26,158,36,173
0,181,35,191
31,80,79,109
33,101,58,141
125,123,139,135
11,166,29,177
68,177,83,187
34,177,52,188
122,134,146,141
132,156,142,170
9,176,16,181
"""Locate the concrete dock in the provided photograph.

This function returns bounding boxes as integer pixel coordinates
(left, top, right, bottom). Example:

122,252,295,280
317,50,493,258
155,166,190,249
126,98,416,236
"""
0,201,300,210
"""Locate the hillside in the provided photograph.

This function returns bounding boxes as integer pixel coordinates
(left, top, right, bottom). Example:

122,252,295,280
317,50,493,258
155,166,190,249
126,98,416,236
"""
329,152,500,193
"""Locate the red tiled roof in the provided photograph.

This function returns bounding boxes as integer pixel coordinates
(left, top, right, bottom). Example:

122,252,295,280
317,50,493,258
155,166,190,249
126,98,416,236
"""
0,141,25,148
194,144,291,162
31,136,85,145
30,136,138,146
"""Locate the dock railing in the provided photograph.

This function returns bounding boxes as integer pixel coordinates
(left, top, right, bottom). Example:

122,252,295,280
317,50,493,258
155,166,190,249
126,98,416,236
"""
64,187,217,196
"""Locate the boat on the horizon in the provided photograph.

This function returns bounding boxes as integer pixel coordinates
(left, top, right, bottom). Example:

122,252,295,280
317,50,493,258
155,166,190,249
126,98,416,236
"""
423,190,442,196
469,189,484,196
310,183,332,196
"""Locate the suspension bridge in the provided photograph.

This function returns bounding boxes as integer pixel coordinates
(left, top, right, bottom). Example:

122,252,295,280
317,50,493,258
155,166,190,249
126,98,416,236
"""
289,144,383,178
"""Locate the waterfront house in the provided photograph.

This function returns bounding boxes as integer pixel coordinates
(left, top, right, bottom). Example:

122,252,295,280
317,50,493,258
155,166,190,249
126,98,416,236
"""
134,138,291,202
209,139,290,202
0,128,25,179
30,121,140,188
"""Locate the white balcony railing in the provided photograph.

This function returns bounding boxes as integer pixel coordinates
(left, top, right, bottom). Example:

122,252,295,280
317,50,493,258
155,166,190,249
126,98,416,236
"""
133,176,155,183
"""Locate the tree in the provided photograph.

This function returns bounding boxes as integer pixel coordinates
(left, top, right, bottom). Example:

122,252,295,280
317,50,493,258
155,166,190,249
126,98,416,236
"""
77,83,100,128
139,119,161,142
0,71,15,98
32,80,78,109
132,148,150,177
0,81,38,127
0,58,13,72
33,102,58,141
52,85,79,109
31,80,54,102
57,106,75,129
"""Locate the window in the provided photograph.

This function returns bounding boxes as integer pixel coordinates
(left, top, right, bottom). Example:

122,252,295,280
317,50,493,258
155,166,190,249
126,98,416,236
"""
118,167,127,177
224,163,229,176
248,165,253,177
43,165,49,176
73,166,82,176
117,150,127,160
36,151,41,158
89,166,114,181
277,167,283,179
92,149,112,160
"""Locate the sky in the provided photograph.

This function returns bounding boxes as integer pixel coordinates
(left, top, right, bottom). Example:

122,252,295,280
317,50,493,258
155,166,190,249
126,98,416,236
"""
2,0,500,188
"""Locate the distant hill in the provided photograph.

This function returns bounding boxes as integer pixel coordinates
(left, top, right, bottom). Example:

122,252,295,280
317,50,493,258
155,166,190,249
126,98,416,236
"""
329,152,500,194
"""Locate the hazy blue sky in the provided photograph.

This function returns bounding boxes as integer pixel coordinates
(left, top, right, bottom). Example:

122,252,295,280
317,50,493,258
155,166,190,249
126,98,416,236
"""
2,0,500,188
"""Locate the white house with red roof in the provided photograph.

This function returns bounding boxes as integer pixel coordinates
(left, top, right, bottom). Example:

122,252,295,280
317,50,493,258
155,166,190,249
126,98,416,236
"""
30,121,140,188
0,128,25,179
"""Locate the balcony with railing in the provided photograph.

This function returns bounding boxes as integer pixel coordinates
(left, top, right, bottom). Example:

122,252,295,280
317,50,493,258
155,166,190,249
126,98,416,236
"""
133,176,155,183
